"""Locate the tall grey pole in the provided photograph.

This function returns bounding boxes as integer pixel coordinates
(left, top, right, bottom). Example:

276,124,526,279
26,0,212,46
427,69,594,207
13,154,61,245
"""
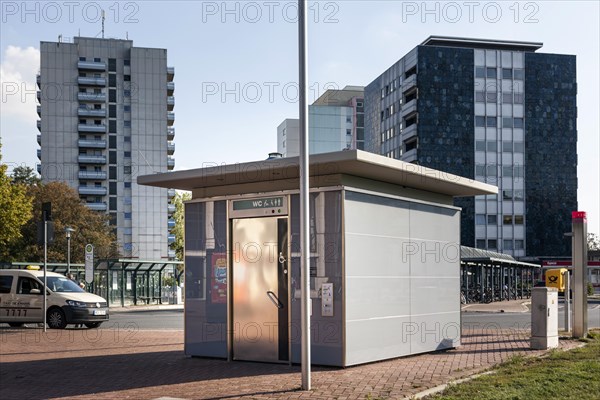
67,233,71,275
43,221,47,332
564,270,571,332
298,0,311,391
571,211,588,338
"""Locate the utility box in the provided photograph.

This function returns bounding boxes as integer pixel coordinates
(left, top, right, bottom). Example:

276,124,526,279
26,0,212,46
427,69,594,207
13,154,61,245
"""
545,268,568,292
531,287,559,349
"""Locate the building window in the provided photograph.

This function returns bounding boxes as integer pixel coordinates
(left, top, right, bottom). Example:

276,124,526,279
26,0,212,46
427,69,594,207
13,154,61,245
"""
515,240,524,250
487,215,497,225
514,190,524,200
486,141,497,152
513,118,524,129
109,74,117,87
503,240,513,250
503,215,513,225
502,68,513,79
502,117,513,128
475,165,485,176
109,166,117,180
123,197,132,205
486,165,496,177
502,141,512,152
124,120,131,128
514,93,524,104
502,92,513,104
475,67,485,78
514,142,524,153
503,190,513,200
486,91,497,103
124,166,132,175
124,136,131,143
513,69,524,80
124,105,131,112
124,90,131,97
475,116,486,127
488,239,497,249
515,215,524,225
108,58,116,71
124,151,131,158
475,91,485,102
124,59,130,66
109,197,117,211
475,141,486,151
109,104,116,118
476,239,486,249
486,67,496,79
514,165,524,179
503,166,513,177
124,212,132,219
79,57,86,61
475,214,486,225
124,75,131,82
486,117,497,128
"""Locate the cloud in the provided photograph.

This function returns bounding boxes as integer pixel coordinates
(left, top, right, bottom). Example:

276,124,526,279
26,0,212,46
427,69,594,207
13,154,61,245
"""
1,45,40,120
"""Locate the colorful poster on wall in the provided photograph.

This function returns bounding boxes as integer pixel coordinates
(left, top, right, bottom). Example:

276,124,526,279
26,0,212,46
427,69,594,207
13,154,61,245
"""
211,253,227,303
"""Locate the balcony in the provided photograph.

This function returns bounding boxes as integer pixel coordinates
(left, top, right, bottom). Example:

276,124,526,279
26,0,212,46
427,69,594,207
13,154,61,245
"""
401,123,417,141
167,96,175,111
402,148,418,163
167,66,175,81
78,92,106,102
402,74,417,93
78,171,107,180
167,82,175,95
37,134,41,145
401,99,417,118
37,149,41,160
78,155,106,164
167,204,176,214
167,189,176,198
78,108,106,118
37,105,41,116
168,234,176,244
167,112,175,126
36,164,41,174
167,157,175,170
167,127,175,140
36,74,40,87
78,139,106,149
78,60,106,71
168,219,176,229
167,142,175,155
37,120,41,131
77,76,106,86
86,202,107,211
79,186,107,196
78,124,106,133
37,91,40,101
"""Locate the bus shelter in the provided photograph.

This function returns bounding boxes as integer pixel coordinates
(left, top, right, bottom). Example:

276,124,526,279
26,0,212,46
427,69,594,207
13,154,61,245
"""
460,247,540,303
2,260,183,307
139,150,496,367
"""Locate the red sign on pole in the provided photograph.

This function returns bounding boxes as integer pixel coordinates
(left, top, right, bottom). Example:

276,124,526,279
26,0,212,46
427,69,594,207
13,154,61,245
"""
572,211,587,220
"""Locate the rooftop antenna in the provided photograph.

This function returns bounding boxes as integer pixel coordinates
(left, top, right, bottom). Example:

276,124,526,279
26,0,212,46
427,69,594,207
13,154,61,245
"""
101,10,105,38
58,34,62,43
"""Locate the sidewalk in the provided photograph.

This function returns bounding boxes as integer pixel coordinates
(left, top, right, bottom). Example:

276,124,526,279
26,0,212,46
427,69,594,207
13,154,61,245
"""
0,325,580,400
109,303,184,313
461,299,530,313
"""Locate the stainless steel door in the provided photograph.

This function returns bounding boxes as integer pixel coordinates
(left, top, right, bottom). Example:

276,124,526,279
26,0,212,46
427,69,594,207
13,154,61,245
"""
232,217,287,362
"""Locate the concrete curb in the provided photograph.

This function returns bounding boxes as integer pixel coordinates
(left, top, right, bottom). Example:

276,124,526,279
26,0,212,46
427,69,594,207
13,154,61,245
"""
110,305,184,313
461,301,530,313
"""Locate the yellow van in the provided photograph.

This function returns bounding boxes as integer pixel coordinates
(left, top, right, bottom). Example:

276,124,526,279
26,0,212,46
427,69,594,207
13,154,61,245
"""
0,269,109,329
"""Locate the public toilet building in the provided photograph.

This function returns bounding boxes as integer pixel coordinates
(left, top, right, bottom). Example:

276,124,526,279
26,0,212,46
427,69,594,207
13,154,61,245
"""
139,150,496,366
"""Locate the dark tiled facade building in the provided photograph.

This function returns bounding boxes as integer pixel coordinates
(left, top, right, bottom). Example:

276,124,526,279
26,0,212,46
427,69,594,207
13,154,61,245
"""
365,36,577,258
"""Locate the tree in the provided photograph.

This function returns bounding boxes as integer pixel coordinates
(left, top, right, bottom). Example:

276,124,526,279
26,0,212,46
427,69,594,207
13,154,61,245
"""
171,191,191,261
11,165,41,186
0,146,33,259
7,182,118,263
589,233,600,251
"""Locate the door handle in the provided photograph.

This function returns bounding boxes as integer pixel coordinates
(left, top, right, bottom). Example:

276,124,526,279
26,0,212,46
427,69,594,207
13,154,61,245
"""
279,252,287,264
267,291,284,309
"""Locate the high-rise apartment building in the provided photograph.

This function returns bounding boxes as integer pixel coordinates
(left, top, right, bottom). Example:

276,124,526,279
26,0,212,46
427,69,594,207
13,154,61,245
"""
277,86,364,157
36,36,176,259
365,36,577,258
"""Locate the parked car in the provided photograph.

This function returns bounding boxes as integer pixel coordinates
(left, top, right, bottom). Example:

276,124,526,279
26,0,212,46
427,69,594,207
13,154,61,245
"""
0,269,109,329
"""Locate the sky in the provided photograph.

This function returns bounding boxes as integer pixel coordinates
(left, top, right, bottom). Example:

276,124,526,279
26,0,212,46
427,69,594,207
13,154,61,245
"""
1,0,599,235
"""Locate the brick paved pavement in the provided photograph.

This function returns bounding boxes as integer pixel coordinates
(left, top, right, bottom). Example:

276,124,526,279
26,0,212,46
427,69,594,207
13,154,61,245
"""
0,326,579,400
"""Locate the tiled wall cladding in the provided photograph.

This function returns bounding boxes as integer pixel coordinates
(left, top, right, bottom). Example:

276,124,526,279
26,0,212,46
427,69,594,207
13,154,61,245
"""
524,53,577,257
417,46,476,247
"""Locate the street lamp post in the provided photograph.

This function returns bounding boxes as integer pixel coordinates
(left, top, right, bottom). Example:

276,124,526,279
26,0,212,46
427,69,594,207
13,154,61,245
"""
65,227,75,275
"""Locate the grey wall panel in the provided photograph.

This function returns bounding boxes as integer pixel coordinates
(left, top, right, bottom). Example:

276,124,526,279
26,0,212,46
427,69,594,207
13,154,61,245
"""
184,201,228,358
344,191,461,365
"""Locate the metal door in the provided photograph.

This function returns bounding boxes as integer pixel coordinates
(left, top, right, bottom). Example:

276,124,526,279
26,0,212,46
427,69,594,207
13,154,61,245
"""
232,217,288,362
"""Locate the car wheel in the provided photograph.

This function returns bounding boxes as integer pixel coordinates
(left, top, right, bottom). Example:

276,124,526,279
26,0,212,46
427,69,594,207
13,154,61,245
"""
84,322,102,329
8,322,24,327
47,308,67,329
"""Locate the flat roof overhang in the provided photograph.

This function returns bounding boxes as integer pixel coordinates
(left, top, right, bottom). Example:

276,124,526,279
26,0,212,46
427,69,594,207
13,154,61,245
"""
421,35,543,52
138,150,497,198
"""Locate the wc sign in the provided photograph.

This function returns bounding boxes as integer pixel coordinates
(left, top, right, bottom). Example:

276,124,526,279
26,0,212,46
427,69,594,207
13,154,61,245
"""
230,196,288,218
233,197,284,210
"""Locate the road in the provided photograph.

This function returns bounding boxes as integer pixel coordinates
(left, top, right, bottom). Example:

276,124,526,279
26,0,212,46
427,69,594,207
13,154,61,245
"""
2,302,598,331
